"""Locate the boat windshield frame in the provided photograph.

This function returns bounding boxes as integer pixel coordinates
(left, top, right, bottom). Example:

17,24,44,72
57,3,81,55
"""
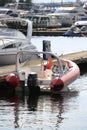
0,27,26,39
55,9,78,14
16,50,64,76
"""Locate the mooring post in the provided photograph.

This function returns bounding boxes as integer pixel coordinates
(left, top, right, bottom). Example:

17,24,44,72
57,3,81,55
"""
43,40,51,60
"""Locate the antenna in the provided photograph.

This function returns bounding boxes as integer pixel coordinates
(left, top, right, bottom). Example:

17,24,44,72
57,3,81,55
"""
76,0,80,3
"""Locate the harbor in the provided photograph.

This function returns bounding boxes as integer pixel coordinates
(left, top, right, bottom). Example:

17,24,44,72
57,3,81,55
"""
0,16,87,129
0,0,87,130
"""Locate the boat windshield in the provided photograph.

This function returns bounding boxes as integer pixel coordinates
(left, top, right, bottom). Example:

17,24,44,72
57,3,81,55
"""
55,9,77,13
0,28,26,39
0,10,7,14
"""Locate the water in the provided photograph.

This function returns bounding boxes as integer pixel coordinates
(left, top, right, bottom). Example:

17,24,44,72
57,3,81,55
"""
31,36,87,55
0,36,87,130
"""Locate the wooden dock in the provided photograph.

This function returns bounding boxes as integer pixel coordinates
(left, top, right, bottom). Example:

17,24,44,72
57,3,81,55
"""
32,27,69,36
60,51,87,63
0,50,87,74
60,51,87,75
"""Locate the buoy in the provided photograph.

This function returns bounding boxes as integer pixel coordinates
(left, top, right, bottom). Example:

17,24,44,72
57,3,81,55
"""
6,73,20,88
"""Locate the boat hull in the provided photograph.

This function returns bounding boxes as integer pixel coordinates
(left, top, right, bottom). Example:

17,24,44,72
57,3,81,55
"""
0,52,39,65
0,54,16,65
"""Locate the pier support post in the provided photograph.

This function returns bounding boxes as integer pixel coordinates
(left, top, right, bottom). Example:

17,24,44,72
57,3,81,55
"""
43,40,51,60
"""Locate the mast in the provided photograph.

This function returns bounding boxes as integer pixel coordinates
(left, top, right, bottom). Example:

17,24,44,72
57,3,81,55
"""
76,0,80,2
75,0,80,6
76,0,80,4
61,0,63,5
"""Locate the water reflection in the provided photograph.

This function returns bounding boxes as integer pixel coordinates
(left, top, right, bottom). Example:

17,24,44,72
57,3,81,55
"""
27,92,78,129
27,95,38,111
0,91,20,128
50,94,64,128
50,93,78,129
0,89,78,129
13,98,20,128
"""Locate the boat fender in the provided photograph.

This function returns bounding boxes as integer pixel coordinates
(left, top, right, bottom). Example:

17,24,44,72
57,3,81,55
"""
6,73,20,88
50,77,64,91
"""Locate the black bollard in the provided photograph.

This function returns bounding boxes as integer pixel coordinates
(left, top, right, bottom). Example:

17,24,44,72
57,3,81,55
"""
43,40,51,60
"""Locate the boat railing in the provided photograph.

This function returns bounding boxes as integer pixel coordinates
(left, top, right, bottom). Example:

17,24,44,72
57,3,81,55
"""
0,38,6,49
16,50,65,77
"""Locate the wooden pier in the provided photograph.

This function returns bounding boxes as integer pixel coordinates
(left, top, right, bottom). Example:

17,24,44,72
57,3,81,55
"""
32,27,70,36
0,50,86,74
60,51,87,75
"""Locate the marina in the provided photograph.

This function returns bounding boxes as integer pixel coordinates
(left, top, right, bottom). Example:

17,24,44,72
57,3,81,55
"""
0,24,87,130
0,0,87,130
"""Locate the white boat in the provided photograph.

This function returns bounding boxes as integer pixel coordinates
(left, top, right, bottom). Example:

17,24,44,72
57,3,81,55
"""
63,20,87,37
48,6,87,26
0,17,38,65
24,14,61,28
0,8,19,18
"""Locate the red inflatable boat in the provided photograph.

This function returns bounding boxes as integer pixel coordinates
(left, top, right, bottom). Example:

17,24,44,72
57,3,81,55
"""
16,50,80,94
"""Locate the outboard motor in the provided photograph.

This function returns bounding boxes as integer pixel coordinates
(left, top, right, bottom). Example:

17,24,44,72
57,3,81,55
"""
27,72,40,96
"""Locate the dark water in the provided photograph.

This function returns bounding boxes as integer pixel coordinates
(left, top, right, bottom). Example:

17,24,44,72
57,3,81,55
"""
0,74,87,130
0,36,87,130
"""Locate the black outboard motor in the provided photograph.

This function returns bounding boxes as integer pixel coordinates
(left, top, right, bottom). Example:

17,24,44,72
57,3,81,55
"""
27,72,40,96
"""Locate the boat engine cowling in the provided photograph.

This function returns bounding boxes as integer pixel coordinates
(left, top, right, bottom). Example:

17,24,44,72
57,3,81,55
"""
27,72,40,95
50,77,64,91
